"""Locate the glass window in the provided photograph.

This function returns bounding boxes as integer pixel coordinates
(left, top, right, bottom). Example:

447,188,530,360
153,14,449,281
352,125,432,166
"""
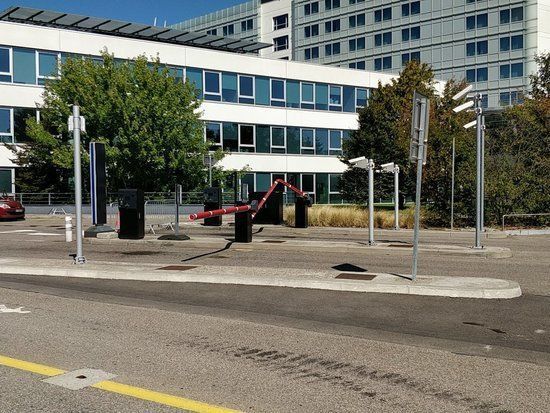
411,51,420,61
383,56,392,70
302,174,315,194
500,10,510,24
329,86,342,111
383,32,392,45
374,10,381,22
274,36,288,51
466,42,476,56
402,53,410,66
349,39,356,52
0,108,12,140
499,92,510,107
375,34,382,47
271,126,285,152
315,83,328,110
223,123,238,151
168,67,184,84
356,88,368,109
511,7,523,22
477,13,488,28
255,76,270,105
349,15,356,27
477,67,488,82
500,37,510,52
0,169,12,193
206,29,217,36
374,58,382,71
256,125,270,153
239,124,255,151
357,13,365,25
256,173,272,192
204,71,221,101
357,37,365,50
205,122,222,146
511,62,523,78
357,61,365,70
343,86,355,113
301,82,314,109
186,67,203,98
477,40,488,55
402,29,409,42
411,26,420,40
511,35,523,50
222,24,234,36
402,4,409,17
241,173,255,195
38,52,58,84
273,14,288,30
383,7,392,20
315,129,328,155
466,69,476,83
287,127,300,154
241,19,253,32
13,48,36,85
500,65,510,79
271,79,285,106
329,130,342,155
466,16,476,30
238,75,254,104
301,128,314,154
329,174,342,203
286,80,300,108
218,72,236,103
0,47,11,82
13,107,35,143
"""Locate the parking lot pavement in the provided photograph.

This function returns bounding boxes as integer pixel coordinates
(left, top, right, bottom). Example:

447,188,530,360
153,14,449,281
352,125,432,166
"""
1,215,549,296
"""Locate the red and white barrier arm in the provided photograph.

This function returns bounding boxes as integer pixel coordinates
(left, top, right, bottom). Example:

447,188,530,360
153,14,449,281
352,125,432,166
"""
252,179,309,219
274,179,307,197
189,204,252,221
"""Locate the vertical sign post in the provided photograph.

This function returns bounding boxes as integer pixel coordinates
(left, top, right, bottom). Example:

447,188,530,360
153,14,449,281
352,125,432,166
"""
85,142,113,237
69,105,86,264
474,93,483,249
175,184,182,237
368,159,375,246
394,165,400,230
410,92,430,281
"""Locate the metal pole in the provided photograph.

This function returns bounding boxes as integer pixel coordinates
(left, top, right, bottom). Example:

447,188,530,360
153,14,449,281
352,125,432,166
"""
368,159,375,245
474,94,482,248
394,165,399,230
451,136,455,232
208,154,213,187
481,115,485,234
411,99,427,281
72,105,86,264
174,184,180,237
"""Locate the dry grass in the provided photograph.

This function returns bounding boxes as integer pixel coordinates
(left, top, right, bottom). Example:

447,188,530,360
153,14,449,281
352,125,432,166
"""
284,205,417,229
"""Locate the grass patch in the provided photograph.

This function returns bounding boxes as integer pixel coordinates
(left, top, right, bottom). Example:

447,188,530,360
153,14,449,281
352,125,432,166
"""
284,205,418,229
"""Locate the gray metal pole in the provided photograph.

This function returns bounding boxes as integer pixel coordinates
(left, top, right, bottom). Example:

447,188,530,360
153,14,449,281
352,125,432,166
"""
474,94,482,248
174,184,180,237
411,99,427,281
72,105,86,264
451,136,455,232
481,115,485,234
208,154,213,187
368,159,375,245
394,165,399,230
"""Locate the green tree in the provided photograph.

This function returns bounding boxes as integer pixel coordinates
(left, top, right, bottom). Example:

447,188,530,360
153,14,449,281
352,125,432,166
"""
13,50,221,193
530,52,550,99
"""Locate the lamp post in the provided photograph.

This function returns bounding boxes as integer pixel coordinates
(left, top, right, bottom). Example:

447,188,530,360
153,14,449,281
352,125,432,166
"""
349,156,376,245
452,85,484,249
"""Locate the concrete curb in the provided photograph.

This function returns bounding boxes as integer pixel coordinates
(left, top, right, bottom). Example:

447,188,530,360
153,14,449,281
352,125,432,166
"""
85,235,512,259
0,261,521,300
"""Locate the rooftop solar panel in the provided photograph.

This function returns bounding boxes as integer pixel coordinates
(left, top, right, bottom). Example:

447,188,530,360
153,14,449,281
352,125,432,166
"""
0,6,271,54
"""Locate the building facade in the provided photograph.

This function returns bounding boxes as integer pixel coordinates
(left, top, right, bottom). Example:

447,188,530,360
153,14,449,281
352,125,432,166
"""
0,6,396,203
174,0,550,109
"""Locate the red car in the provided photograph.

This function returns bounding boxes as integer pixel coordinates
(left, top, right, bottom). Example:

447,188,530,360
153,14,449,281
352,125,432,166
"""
0,195,25,220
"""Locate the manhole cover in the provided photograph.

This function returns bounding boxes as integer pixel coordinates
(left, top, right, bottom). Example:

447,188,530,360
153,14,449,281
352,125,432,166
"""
262,240,286,243
157,265,197,271
388,244,413,248
336,273,377,281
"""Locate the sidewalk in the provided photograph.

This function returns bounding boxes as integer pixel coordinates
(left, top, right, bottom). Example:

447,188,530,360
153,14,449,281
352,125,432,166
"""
87,232,513,258
0,257,521,299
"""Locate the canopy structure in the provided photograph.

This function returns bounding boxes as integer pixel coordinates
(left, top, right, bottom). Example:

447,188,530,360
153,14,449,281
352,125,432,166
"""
0,6,272,54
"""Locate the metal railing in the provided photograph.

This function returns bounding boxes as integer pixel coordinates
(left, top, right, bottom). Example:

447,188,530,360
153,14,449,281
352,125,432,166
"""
502,213,550,231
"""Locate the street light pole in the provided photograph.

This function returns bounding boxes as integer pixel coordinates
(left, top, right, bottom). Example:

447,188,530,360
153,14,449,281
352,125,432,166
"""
481,115,485,234
72,105,86,264
451,136,455,232
394,165,399,230
368,158,375,246
474,93,483,249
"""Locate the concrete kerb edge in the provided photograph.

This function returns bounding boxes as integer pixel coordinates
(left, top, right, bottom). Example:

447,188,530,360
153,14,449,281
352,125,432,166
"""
0,265,522,299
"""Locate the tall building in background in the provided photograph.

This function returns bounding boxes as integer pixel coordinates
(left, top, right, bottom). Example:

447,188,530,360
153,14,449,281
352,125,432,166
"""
172,0,550,109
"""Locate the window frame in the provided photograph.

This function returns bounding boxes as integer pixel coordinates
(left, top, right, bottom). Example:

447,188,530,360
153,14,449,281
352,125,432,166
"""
273,35,289,52
329,130,342,153
329,85,343,110
36,51,60,85
0,107,14,144
329,173,341,195
300,82,315,106
237,74,255,103
205,122,223,147
273,14,288,30
355,88,368,109
203,70,222,100
300,128,315,152
0,47,13,81
270,78,286,104
270,126,286,151
238,124,256,150
300,173,316,197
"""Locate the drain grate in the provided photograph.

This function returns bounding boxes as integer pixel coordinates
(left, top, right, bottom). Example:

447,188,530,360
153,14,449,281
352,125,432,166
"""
388,244,413,248
156,265,197,271
336,273,377,281
262,240,286,243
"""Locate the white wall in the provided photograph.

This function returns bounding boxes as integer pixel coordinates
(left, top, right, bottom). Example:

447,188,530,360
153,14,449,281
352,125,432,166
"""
259,0,293,60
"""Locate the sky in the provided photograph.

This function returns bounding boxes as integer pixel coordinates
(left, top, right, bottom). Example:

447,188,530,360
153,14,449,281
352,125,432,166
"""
0,0,247,26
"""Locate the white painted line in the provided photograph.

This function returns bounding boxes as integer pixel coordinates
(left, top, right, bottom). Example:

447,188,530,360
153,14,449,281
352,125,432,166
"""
43,369,117,390
28,232,62,236
0,230,36,234
0,304,30,314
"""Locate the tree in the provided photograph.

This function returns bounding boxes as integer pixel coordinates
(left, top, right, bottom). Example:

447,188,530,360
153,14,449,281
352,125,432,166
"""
530,52,550,99
13,50,221,193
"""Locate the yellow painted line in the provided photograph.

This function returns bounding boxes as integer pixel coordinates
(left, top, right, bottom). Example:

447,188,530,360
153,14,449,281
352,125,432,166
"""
0,354,240,413
93,381,240,413
0,355,65,377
